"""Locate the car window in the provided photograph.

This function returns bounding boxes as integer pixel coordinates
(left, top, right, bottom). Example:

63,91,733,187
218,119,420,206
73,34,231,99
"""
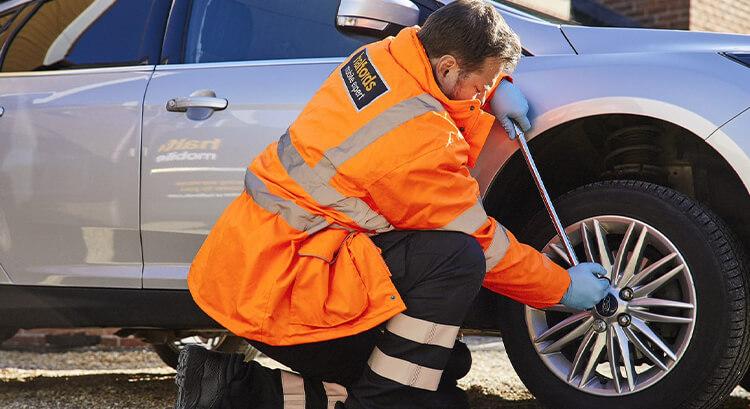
492,0,579,25
0,0,170,73
184,0,379,64
410,0,443,24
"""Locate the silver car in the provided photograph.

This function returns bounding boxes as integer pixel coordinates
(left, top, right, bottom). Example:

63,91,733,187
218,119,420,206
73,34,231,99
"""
1,0,750,408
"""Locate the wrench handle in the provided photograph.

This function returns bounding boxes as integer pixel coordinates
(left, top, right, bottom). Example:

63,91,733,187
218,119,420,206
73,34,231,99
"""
512,122,579,266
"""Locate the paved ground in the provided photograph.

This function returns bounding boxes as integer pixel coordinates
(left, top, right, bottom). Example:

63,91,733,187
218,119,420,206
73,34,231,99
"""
0,337,749,408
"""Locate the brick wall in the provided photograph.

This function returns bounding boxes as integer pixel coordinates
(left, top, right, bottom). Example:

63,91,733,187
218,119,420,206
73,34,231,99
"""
691,0,750,33
589,0,750,33
2,328,147,348
595,0,690,29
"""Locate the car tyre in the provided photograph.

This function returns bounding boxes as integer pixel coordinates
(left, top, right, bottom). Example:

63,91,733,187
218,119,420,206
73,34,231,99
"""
498,180,750,409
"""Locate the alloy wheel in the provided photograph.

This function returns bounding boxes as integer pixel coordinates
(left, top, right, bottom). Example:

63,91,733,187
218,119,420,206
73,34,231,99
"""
525,215,696,396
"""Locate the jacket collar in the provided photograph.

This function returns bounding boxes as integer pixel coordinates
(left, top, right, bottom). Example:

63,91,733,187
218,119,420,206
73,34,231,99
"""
387,26,501,167
388,27,477,114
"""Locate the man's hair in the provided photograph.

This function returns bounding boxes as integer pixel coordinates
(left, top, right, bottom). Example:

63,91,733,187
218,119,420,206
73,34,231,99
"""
417,0,522,74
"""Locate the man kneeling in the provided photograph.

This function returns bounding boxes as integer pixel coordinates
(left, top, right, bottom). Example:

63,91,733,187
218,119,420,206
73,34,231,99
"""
175,1,609,408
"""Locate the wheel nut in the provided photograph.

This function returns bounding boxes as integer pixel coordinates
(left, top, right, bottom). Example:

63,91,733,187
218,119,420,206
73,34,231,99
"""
593,319,607,332
620,288,634,301
617,314,631,327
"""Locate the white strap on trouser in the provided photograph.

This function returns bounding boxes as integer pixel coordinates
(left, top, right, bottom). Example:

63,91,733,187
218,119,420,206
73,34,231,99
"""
366,313,461,392
367,347,444,391
280,370,348,409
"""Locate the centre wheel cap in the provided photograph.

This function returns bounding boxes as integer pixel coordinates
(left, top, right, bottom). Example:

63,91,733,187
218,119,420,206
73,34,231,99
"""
595,293,619,317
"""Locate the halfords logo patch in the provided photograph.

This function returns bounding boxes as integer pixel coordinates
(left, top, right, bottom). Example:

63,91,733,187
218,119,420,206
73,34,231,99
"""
340,49,389,111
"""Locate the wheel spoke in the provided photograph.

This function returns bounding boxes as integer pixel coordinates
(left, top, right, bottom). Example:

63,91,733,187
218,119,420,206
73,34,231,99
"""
581,222,596,263
549,243,573,266
540,317,594,354
543,304,580,314
568,328,597,383
625,252,678,288
614,326,636,392
593,219,614,279
606,327,622,394
579,331,607,388
628,298,694,309
633,265,684,298
535,312,591,343
631,318,677,361
617,226,648,287
612,222,636,285
623,326,668,371
630,309,692,324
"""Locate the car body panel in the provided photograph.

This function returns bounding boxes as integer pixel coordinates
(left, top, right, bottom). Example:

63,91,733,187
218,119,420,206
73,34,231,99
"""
497,9,576,56
707,107,750,194
0,264,10,284
562,25,750,54
140,60,343,289
0,66,150,287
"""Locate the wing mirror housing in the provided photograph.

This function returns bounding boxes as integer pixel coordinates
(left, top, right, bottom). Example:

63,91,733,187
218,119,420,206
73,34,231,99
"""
337,0,420,36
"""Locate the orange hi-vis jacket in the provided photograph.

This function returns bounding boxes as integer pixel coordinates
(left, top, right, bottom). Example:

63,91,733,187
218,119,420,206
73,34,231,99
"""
188,27,571,346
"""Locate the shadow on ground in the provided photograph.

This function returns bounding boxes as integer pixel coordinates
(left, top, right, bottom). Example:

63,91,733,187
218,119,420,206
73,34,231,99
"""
466,385,541,408
0,375,748,408
723,397,750,409
464,385,750,409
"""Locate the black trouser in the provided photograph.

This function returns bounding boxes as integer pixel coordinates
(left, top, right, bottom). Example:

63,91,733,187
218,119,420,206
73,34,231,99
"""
242,230,487,409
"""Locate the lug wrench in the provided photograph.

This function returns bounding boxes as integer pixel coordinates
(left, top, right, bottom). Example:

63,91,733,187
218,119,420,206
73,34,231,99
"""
511,122,579,266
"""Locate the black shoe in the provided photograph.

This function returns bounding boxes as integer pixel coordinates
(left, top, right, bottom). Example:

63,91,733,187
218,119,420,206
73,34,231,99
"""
174,345,242,409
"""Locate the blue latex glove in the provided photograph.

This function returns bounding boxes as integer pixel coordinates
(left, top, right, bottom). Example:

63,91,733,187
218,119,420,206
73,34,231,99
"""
559,262,610,310
489,79,531,140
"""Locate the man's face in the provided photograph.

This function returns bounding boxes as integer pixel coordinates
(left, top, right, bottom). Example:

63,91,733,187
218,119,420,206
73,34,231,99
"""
434,56,505,104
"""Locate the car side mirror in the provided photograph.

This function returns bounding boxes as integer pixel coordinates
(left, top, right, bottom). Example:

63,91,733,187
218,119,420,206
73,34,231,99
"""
337,0,420,36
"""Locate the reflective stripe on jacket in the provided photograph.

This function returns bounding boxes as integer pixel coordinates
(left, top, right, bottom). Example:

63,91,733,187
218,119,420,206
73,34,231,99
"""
187,27,571,346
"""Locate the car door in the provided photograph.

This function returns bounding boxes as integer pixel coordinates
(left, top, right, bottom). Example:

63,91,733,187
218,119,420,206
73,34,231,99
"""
0,0,169,287
140,0,387,289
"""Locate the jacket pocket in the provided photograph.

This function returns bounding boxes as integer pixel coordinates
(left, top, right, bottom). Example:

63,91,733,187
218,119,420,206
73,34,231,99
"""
289,229,370,328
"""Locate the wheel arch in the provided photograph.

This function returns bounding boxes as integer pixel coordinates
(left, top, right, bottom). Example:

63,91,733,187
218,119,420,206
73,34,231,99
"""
482,112,750,259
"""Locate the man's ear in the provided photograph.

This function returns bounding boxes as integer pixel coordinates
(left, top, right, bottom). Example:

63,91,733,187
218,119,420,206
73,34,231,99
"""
434,55,458,83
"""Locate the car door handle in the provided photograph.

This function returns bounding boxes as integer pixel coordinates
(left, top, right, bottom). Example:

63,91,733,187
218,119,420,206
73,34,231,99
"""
166,96,228,112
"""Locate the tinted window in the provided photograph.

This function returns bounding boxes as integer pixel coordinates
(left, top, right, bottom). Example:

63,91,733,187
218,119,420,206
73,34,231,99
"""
184,0,377,63
1,0,170,72
492,0,579,25
411,0,442,24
